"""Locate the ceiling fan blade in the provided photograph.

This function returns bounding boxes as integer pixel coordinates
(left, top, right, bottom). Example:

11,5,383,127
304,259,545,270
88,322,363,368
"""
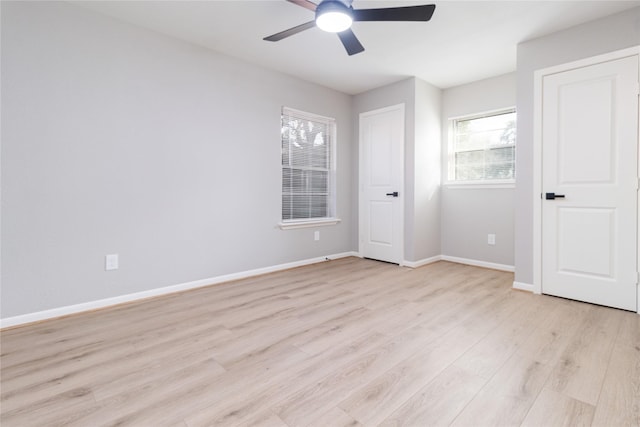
353,4,436,22
337,29,365,56
286,0,317,12
263,20,316,42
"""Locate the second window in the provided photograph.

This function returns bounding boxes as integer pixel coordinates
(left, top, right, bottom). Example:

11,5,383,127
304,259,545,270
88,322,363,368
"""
448,108,516,183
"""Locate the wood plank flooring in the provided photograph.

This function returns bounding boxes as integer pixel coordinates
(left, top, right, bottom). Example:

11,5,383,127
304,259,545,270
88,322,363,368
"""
1,257,639,427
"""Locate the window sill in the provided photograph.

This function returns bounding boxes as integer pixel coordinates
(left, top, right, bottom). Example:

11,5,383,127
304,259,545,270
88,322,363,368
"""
279,218,341,230
444,180,515,189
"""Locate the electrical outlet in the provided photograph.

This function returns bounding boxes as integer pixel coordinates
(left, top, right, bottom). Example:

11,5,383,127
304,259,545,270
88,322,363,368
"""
105,254,119,271
488,234,496,245
314,231,320,241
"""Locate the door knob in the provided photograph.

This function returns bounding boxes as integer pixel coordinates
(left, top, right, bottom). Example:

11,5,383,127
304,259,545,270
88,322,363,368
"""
545,192,566,200
386,192,399,197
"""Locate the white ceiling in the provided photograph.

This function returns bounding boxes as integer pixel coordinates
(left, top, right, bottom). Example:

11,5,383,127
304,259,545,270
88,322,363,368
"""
75,0,640,94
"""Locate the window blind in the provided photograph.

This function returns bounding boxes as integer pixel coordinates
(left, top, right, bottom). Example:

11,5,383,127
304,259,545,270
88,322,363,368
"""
281,107,335,221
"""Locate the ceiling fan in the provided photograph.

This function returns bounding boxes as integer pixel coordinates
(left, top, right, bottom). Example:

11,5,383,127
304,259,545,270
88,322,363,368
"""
264,0,436,56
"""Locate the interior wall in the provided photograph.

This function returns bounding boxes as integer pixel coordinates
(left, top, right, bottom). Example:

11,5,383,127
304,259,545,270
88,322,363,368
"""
352,77,442,264
441,73,516,267
412,78,441,262
515,7,640,285
1,1,354,318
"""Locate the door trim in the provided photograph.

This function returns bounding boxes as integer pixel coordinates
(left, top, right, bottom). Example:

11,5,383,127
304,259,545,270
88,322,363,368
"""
358,103,405,265
532,46,640,313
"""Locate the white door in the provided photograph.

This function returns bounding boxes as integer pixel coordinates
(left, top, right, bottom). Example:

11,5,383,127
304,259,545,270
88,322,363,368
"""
541,55,639,311
359,104,404,264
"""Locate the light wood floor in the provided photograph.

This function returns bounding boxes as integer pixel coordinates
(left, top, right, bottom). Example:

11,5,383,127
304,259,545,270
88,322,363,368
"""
1,258,639,427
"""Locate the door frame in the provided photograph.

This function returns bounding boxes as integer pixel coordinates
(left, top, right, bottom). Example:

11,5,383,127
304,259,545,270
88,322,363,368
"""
358,103,405,265
532,46,640,314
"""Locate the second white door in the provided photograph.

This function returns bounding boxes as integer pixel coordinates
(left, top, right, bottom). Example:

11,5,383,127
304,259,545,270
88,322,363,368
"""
359,104,404,264
541,54,639,311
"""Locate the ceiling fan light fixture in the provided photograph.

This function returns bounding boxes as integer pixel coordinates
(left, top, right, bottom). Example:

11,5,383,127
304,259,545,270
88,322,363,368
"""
315,1,353,33
264,1,436,56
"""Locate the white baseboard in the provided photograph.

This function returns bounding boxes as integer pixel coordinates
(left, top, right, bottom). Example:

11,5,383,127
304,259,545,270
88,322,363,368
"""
403,255,442,268
512,281,534,293
0,251,359,329
440,255,514,272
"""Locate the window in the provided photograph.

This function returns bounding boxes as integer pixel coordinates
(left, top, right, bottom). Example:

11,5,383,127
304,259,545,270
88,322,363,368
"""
448,109,516,184
281,107,337,227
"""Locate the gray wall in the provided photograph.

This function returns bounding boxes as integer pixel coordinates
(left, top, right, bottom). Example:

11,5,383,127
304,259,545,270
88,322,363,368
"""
7,1,633,319
412,78,441,261
1,1,354,318
352,77,442,263
515,7,640,285
441,73,516,266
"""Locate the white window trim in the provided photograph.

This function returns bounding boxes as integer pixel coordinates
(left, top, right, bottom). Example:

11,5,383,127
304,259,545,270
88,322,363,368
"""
280,107,340,229
278,218,341,230
444,181,515,189
446,107,516,186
